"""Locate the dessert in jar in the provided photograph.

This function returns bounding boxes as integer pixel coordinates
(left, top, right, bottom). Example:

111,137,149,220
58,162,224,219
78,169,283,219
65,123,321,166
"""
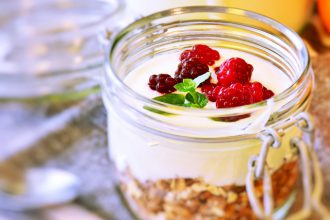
103,6,328,220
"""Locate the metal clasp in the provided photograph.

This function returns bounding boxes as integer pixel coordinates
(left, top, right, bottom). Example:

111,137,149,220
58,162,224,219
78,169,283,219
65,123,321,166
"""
246,112,330,219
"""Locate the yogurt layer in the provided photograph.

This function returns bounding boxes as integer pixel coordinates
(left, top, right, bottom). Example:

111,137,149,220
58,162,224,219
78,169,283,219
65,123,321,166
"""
106,48,298,186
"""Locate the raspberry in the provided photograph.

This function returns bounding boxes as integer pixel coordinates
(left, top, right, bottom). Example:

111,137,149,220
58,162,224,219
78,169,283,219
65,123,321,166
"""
180,44,220,65
244,82,275,102
216,83,247,108
211,85,224,101
216,57,253,87
175,58,209,82
262,86,275,100
250,82,263,103
211,84,251,104
148,74,177,94
201,83,217,102
214,82,275,108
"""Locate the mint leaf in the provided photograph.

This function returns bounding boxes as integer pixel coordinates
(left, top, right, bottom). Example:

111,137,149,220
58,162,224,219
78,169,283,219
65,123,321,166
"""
185,91,208,108
185,91,197,103
193,72,211,87
196,92,208,108
151,73,210,110
153,93,185,106
174,79,196,92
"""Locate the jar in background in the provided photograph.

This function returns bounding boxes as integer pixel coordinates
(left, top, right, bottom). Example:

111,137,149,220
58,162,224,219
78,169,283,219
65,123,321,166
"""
0,0,127,101
125,0,314,32
103,6,324,220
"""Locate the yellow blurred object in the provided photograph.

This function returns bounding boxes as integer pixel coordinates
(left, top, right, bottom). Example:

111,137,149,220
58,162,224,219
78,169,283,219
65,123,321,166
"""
318,0,330,33
126,0,314,32
212,0,314,31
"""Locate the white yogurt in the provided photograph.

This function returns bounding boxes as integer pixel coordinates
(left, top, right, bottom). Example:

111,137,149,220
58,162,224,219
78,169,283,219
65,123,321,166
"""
106,48,298,186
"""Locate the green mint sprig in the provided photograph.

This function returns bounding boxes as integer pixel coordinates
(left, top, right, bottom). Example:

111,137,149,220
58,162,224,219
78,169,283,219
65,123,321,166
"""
152,72,211,109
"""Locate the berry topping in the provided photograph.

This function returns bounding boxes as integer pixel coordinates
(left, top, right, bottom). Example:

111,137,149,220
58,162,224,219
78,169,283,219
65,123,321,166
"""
216,57,253,87
175,58,209,82
180,44,220,65
262,86,275,100
146,44,275,111
215,83,247,108
201,83,217,102
214,82,274,108
148,74,177,94
249,82,263,103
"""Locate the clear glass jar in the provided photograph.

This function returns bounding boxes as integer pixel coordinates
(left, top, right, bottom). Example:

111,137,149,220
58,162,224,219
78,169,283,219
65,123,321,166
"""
0,0,126,101
103,7,315,220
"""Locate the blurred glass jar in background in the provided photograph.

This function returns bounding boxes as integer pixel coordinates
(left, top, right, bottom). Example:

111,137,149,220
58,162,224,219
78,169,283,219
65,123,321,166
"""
0,0,127,101
125,0,314,32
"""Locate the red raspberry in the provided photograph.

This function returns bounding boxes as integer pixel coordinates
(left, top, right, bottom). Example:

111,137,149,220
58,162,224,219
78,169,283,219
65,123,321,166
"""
201,83,217,102
244,82,275,102
216,83,247,108
250,82,263,103
180,44,220,66
148,74,177,94
210,84,250,104
214,82,275,108
211,85,224,100
242,84,253,104
262,86,275,100
175,58,209,82
216,57,253,87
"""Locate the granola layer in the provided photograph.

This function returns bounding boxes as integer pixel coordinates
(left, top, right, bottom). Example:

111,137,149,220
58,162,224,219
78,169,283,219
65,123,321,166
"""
118,160,298,220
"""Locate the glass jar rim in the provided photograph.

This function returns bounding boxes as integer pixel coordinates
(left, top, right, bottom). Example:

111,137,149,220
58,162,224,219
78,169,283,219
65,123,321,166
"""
106,6,310,118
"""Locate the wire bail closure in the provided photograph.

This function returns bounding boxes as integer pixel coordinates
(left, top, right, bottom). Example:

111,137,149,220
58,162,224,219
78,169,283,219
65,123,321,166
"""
246,112,330,219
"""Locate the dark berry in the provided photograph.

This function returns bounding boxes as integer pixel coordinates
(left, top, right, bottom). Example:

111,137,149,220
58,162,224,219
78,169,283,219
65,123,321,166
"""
148,74,177,93
216,57,253,87
175,58,209,82
148,75,158,90
180,49,193,61
180,44,221,66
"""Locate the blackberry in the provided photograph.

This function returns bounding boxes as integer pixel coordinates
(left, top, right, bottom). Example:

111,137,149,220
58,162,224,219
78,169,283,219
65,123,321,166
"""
175,58,209,82
148,74,177,94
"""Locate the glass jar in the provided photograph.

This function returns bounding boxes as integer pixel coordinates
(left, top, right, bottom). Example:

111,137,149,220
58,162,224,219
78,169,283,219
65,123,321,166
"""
103,6,323,220
0,0,127,101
